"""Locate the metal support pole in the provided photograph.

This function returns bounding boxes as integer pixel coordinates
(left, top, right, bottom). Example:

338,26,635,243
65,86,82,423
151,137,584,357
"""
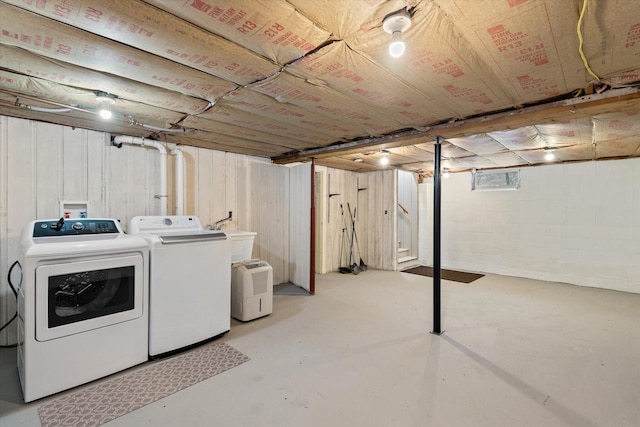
432,137,442,334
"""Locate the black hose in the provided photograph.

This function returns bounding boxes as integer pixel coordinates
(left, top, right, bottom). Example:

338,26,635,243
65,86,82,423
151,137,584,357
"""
0,260,21,347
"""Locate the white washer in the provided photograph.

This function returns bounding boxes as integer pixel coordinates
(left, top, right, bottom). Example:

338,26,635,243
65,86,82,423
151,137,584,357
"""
18,218,149,403
128,216,231,358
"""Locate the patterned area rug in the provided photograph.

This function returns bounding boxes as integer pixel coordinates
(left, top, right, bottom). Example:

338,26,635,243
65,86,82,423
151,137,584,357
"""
38,342,249,427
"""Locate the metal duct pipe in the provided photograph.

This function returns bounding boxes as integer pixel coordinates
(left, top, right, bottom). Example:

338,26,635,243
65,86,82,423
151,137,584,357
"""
171,147,184,215
140,123,191,133
112,135,168,215
26,106,73,113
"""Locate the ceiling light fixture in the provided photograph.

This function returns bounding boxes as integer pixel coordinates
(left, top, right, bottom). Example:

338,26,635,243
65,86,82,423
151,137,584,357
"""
379,149,390,165
442,168,450,178
353,157,363,162
543,147,556,161
95,91,116,120
382,9,412,58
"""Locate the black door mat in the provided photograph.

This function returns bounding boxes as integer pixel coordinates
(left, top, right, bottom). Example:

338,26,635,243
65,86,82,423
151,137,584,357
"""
402,266,484,283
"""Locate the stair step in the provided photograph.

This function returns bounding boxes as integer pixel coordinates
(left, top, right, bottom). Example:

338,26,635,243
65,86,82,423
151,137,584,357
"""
398,255,418,263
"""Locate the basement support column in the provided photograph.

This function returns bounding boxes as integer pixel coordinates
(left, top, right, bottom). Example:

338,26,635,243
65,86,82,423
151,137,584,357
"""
310,158,316,295
432,136,442,334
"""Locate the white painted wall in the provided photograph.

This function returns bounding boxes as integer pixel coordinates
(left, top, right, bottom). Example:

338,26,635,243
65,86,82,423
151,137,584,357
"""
418,180,432,266
0,116,294,344
419,158,640,294
288,163,311,291
397,170,418,259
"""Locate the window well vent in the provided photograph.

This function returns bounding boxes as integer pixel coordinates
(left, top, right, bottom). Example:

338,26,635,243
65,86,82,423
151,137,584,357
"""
472,169,520,191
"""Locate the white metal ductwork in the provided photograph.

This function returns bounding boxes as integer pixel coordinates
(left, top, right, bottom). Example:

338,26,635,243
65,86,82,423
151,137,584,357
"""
112,135,168,215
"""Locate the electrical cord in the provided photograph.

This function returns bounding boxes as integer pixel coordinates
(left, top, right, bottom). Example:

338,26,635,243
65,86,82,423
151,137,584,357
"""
0,260,21,348
577,0,601,83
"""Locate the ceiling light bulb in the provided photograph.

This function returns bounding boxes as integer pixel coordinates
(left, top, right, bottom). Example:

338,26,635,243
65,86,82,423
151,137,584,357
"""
443,170,450,178
543,147,556,161
95,91,116,120
380,156,390,166
354,157,363,162
99,108,112,119
389,31,405,58
383,9,412,59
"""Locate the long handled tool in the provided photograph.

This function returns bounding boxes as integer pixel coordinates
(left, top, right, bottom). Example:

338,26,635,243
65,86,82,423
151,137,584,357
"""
338,204,353,274
340,203,360,274
338,224,351,274
348,203,367,271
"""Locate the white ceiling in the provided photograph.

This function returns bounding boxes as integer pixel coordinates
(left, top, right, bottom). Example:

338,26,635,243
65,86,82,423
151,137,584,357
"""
0,0,638,175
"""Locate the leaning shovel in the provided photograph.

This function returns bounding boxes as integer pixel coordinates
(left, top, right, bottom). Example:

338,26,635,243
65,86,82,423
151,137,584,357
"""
348,203,367,272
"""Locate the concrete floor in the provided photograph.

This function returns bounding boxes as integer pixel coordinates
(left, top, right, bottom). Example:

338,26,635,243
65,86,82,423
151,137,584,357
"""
1,270,639,426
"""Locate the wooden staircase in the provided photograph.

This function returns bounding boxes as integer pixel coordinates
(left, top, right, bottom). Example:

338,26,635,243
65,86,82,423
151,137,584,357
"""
397,247,417,264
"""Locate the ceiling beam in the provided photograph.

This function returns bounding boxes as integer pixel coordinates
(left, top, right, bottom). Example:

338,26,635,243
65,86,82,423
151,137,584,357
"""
272,87,640,164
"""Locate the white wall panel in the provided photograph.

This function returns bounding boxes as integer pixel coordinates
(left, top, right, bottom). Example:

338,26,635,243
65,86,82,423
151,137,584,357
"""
2,118,36,345
236,157,290,285
364,170,396,270
62,127,88,201
0,117,9,344
225,152,238,227
289,163,311,290
418,182,432,266
35,122,64,218
314,168,327,274
196,148,215,226
397,170,418,259
87,132,107,217
210,150,226,224
182,145,198,215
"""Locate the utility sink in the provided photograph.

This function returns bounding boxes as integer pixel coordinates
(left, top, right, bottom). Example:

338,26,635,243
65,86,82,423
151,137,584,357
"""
225,231,257,263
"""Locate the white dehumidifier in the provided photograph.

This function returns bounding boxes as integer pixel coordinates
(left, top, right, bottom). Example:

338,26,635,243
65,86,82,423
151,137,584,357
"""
231,260,273,321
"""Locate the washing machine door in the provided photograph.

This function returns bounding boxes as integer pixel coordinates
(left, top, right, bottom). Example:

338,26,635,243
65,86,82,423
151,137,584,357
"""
35,254,144,342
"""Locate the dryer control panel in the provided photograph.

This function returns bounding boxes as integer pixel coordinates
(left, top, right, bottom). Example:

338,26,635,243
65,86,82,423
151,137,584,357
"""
33,219,120,237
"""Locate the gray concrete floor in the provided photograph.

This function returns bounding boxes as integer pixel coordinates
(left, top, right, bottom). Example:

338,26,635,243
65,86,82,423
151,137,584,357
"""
1,270,639,426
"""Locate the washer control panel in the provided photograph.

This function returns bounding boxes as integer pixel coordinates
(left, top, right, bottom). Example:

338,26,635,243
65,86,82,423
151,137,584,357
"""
33,219,120,237
128,216,203,234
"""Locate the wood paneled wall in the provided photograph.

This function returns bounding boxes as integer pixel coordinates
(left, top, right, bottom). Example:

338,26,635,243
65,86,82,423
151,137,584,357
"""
289,163,311,291
319,167,360,273
363,170,397,270
1,116,409,344
316,167,397,273
0,116,292,344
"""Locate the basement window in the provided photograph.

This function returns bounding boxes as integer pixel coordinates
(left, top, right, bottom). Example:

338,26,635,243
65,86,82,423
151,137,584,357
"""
471,169,520,191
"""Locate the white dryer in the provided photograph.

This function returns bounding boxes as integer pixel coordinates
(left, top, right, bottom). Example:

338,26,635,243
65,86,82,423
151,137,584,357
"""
18,218,149,403
128,216,231,358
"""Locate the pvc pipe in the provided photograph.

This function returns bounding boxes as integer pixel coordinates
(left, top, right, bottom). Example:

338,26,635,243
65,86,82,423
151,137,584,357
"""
141,123,192,133
27,106,73,113
113,135,168,215
171,147,184,215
